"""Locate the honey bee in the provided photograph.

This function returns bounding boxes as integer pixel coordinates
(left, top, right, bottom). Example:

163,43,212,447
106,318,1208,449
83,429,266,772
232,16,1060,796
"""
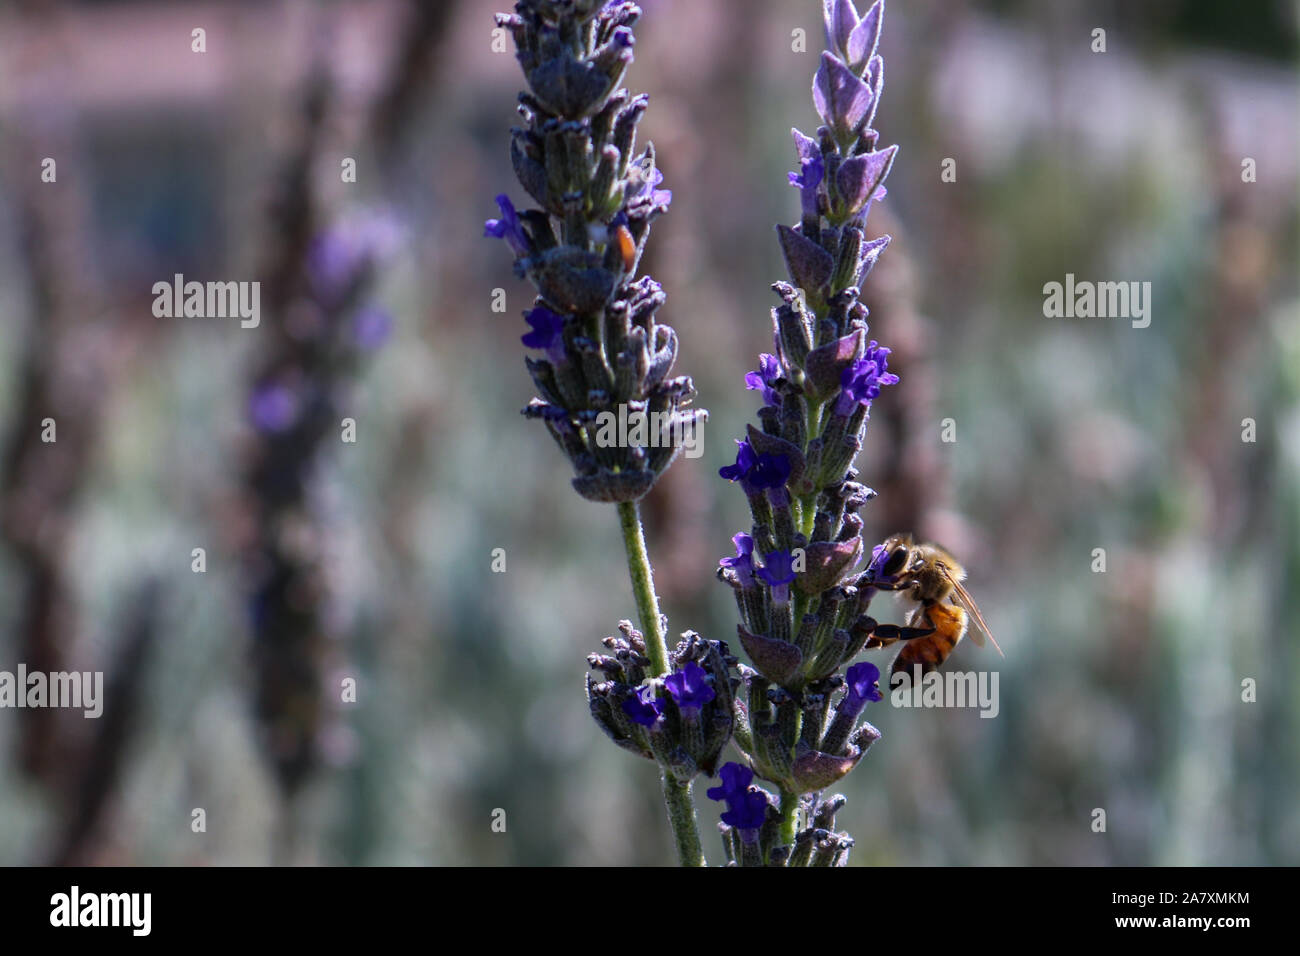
863,533,1003,678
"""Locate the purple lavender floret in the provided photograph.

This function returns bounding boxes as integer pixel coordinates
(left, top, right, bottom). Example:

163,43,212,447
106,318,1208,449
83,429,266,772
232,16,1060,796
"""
757,549,797,605
352,306,393,350
249,382,299,434
836,147,895,218
721,790,770,832
757,550,797,589
588,626,735,782
520,306,567,364
706,761,754,804
628,165,673,210
664,661,716,713
842,660,884,716
307,213,399,306
719,439,791,491
718,532,757,588
718,439,757,483
744,353,782,407
825,0,884,72
622,684,664,727
707,762,769,839
789,151,824,226
834,341,899,414
483,194,529,258
749,453,792,490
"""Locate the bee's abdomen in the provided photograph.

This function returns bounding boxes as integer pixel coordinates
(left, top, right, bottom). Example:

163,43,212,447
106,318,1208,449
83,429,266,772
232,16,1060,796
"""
890,603,967,677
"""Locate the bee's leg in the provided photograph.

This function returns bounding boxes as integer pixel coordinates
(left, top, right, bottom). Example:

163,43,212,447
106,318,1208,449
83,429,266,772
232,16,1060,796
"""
865,580,904,592
869,622,936,643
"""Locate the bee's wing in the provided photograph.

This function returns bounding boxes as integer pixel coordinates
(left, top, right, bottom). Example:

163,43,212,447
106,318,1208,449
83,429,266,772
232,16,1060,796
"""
942,568,1003,656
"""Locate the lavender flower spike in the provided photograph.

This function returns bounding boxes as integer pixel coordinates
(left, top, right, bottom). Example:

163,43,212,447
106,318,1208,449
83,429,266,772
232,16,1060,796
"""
491,1,729,868
713,0,901,866
487,0,705,505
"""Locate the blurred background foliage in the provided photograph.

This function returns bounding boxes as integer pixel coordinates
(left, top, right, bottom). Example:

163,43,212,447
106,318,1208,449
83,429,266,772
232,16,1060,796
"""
0,0,1295,865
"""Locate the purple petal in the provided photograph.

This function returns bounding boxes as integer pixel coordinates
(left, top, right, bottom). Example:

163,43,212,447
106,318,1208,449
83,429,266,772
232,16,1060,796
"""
846,660,883,703
521,306,565,350
719,438,758,482
622,685,664,727
664,661,716,712
721,790,769,831
484,194,528,257
707,761,754,802
749,453,791,490
352,306,393,349
757,549,797,587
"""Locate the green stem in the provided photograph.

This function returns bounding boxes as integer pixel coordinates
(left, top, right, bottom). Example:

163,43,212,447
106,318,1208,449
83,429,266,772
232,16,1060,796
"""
663,776,705,867
615,499,705,866
616,499,668,675
778,788,800,850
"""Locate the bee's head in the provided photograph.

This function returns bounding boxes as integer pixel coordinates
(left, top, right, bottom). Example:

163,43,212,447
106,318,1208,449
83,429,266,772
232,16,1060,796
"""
868,533,913,583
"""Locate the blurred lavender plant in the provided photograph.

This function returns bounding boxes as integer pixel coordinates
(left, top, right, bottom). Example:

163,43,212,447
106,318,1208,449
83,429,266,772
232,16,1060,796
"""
244,210,395,802
710,0,900,866
239,57,397,812
486,0,723,865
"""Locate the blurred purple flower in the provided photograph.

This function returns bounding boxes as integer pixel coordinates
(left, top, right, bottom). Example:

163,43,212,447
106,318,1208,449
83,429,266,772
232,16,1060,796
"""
248,382,299,433
308,212,401,304
352,306,393,349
